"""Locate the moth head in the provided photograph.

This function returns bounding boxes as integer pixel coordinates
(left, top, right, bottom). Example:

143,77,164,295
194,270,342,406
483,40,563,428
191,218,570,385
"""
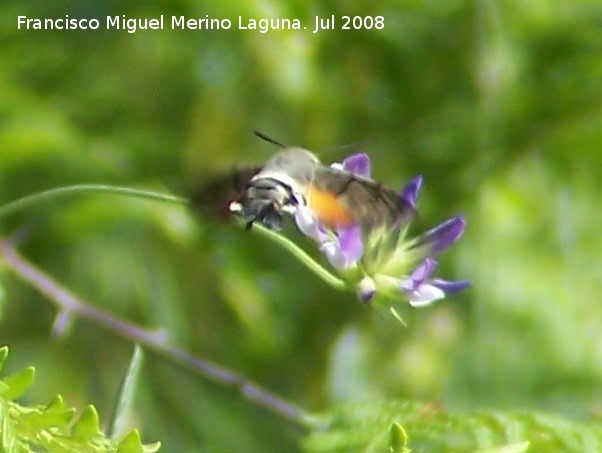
228,148,319,230
230,177,300,230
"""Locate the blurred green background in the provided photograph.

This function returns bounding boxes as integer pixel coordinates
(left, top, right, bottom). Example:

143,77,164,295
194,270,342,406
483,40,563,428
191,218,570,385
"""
1,0,602,451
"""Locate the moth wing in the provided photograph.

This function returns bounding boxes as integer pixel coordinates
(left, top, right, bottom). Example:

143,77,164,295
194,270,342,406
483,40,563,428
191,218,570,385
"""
191,166,262,221
310,166,411,228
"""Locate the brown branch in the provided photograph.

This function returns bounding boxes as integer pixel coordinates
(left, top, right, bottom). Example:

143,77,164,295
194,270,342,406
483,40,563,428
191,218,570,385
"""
0,238,322,429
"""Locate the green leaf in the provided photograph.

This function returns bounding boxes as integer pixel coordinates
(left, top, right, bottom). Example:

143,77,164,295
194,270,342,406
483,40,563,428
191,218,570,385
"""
19,406,76,429
303,400,602,453
0,349,159,452
70,405,101,441
389,422,410,453
45,394,67,411
3,366,35,399
110,345,144,440
116,430,161,453
116,430,144,453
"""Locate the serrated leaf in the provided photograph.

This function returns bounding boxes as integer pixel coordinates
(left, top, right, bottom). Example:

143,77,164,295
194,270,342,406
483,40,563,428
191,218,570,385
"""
0,345,9,372
45,395,66,412
304,400,602,453
19,406,76,428
70,405,101,441
110,345,144,440
115,430,161,453
116,430,144,453
0,352,158,453
35,429,84,453
3,366,35,399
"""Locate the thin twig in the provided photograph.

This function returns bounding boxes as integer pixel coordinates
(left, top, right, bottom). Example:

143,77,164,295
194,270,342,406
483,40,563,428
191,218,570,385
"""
0,238,322,429
0,184,188,219
0,183,340,428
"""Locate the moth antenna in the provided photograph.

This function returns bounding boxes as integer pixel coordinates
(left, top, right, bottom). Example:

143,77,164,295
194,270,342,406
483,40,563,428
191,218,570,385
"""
253,130,286,148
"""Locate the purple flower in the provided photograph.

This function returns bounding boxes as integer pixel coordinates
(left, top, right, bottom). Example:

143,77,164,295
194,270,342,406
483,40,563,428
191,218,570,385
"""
295,205,329,243
410,216,466,255
341,153,371,177
336,225,364,265
291,152,469,310
294,153,370,270
357,277,376,303
329,154,368,266
400,174,423,210
400,258,470,307
295,206,363,270
431,279,472,295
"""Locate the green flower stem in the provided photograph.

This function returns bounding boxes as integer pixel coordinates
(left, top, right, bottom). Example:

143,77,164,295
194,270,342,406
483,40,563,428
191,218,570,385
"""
0,238,322,429
251,224,348,291
0,184,347,292
0,184,188,219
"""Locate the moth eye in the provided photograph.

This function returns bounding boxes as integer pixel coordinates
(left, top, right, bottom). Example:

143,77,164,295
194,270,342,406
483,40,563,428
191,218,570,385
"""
289,193,302,206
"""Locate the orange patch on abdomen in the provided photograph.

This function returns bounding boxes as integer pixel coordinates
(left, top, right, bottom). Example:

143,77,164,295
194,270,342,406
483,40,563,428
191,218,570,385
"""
306,184,354,228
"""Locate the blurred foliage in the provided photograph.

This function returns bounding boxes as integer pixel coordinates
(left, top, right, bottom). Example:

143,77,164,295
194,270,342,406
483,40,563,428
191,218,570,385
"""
0,346,160,453
306,400,602,452
1,0,602,452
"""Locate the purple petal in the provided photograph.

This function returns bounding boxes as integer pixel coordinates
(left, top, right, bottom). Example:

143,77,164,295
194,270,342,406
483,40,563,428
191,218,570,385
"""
399,258,437,293
342,153,371,178
407,283,446,308
411,216,466,255
431,279,471,294
400,277,415,293
400,174,423,209
410,257,438,284
295,206,329,242
320,241,348,270
318,226,363,270
337,225,364,264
